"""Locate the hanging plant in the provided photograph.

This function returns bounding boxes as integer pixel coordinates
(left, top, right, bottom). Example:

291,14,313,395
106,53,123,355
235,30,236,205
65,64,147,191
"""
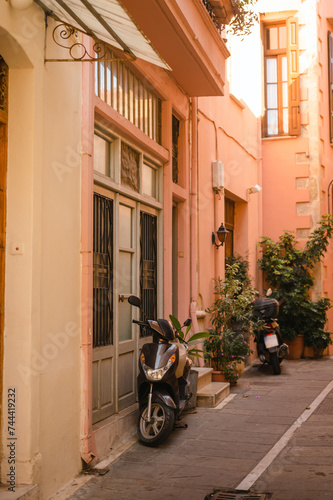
226,0,259,37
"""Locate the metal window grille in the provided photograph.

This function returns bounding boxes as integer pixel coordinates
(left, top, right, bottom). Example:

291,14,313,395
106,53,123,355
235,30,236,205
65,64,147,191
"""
172,115,180,184
201,0,223,33
225,198,235,259
93,193,113,348
95,49,162,144
140,212,157,336
0,56,8,115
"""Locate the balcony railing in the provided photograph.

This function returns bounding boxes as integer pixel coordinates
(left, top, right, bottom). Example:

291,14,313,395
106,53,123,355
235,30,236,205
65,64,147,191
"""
202,0,237,31
202,0,223,32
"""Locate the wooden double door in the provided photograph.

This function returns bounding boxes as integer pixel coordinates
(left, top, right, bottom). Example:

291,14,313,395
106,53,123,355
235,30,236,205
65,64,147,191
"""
92,188,158,423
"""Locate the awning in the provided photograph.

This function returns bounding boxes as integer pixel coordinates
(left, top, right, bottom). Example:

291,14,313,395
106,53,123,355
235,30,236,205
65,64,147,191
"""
34,0,170,69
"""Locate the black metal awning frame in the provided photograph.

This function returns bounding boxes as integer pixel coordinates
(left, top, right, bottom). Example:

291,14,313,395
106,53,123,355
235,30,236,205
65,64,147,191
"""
35,0,137,63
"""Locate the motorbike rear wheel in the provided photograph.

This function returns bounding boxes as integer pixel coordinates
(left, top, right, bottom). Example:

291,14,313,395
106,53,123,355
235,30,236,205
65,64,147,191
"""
271,352,281,375
138,401,175,446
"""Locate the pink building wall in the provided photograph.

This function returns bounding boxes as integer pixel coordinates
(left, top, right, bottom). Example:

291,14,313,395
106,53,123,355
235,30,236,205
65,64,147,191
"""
196,89,262,323
261,1,333,354
79,0,333,466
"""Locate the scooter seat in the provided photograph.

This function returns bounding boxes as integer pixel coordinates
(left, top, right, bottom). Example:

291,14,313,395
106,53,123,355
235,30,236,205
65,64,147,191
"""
176,344,187,378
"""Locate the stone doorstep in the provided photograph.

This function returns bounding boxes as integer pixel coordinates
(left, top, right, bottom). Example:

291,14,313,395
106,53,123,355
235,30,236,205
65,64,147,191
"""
191,366,214,391
0,485,38,500
196,381,230,408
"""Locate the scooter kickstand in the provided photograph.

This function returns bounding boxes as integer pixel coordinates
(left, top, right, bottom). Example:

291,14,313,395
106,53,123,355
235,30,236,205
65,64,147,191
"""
174,422,188,430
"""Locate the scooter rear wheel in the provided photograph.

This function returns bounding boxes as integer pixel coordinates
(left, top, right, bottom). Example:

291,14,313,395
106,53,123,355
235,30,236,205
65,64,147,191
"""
271,352,281,375
138,401,175,446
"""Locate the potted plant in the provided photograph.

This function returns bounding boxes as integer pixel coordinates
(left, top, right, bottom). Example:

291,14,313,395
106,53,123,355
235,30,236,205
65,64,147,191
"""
204,328,253,384
258,215,333,359
169,314,213,407
302,299,332,358
204,256,255,383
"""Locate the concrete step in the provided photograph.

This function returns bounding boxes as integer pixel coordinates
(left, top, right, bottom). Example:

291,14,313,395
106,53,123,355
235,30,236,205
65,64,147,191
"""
0,485,38,500
196,381,230,408
191,367,213,391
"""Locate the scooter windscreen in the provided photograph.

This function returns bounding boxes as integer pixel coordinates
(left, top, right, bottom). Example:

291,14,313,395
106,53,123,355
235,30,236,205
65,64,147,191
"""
157,319,176,341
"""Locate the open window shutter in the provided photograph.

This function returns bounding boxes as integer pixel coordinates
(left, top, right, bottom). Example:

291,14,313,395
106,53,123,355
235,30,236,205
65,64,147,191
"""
287,17,301,135
328,31,333,143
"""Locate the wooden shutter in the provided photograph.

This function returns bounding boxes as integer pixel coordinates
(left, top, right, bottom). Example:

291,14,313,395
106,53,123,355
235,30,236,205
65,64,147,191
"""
328,31,333,143
287,17,301,135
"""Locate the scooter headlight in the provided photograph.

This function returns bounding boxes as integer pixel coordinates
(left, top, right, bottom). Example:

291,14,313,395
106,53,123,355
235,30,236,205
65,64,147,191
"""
140,354,176,381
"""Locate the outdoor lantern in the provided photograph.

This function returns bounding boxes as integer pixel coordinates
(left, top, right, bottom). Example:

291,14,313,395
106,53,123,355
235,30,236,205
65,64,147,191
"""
212,223,229,248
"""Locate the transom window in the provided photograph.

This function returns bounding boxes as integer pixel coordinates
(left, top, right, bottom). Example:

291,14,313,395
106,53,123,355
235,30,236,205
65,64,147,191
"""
95,49,162,144
94,126,160,202
263,19,300,137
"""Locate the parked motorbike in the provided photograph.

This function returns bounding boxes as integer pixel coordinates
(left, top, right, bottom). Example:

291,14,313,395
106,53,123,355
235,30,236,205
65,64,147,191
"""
252,293,289,375
128,295,193,446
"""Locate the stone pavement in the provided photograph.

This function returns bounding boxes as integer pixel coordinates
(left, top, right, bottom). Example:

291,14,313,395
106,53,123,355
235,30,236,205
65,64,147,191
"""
65,357,333,500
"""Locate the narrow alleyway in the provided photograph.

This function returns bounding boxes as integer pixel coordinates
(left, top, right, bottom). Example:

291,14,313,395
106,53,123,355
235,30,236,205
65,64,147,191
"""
59,357,333,500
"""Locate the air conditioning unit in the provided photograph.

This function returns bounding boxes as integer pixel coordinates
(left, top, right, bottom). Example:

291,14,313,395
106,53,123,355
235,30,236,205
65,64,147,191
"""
212,160,224,193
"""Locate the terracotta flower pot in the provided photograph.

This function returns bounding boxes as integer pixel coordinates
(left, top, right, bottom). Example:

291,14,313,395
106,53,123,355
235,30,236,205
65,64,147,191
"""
286,334,304,359
211,370,227,383
211,361,245,384
303,345,327,358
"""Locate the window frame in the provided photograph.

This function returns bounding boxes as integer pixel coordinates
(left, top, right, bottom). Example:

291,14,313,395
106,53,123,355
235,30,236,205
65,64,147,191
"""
263,18,300,137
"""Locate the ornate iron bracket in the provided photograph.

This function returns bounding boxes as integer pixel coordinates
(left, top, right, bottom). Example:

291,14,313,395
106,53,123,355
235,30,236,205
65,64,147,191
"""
44,16,136,63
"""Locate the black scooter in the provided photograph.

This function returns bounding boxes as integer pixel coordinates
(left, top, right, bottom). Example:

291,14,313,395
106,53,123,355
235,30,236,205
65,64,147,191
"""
252,294,289,375
128,295,192,446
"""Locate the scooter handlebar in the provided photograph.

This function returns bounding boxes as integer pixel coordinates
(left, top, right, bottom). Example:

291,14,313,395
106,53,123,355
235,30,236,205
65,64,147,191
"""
132,319,149,327
175,331,188,345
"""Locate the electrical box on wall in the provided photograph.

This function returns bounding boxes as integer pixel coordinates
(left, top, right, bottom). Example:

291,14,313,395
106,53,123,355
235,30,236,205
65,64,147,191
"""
212,161,224,192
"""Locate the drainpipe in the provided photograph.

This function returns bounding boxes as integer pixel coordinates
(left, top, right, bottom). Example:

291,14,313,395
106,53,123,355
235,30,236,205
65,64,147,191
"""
80,37,97,465
189,97,204,366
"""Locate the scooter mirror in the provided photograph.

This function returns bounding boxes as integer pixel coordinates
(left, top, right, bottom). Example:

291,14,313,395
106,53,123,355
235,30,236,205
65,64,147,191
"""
183,318,192,327
128,295,141,308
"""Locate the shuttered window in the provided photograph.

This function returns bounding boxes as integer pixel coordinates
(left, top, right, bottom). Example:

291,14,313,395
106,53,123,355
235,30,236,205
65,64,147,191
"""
263,18,300,137
329,31,333,144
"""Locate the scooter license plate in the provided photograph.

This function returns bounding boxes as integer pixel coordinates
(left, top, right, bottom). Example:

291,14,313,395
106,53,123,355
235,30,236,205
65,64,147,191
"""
264,333,279,348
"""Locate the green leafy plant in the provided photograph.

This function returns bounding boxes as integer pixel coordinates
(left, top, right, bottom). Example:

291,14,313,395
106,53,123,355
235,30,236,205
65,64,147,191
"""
226,0,259,37
204,257,255,382
169,315,212,358
258,214,333,348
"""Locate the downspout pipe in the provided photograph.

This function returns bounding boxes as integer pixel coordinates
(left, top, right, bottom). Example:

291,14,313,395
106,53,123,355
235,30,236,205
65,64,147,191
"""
80,35,97,465
189,97,204,366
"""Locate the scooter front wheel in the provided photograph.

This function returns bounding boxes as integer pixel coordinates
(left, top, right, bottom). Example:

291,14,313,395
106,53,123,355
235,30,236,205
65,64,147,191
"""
138,401,175,446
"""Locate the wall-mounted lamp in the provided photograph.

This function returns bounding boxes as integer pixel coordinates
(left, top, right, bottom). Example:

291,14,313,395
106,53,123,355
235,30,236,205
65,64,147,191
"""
248,184,262,195
212,223,229,248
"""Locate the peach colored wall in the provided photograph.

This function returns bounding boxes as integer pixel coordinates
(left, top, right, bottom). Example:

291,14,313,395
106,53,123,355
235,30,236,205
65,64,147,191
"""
262,137,311,240
196,85,262,327
1,4,82,498
317,0,333,353
260,0,333,352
